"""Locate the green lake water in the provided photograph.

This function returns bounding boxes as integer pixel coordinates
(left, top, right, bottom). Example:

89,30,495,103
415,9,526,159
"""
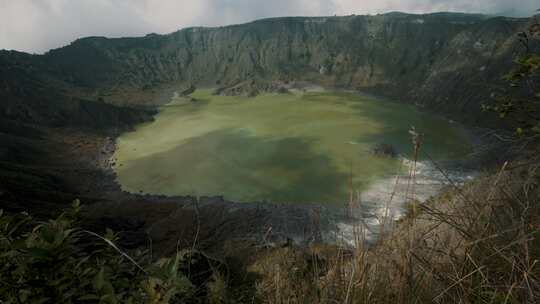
113,90,472,204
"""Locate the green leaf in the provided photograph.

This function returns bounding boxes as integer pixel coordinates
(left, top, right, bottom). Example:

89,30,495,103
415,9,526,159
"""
41,227,57,244
104,228,116,241
19,289,30,302
100,293,118,304
27,247,51,259
78,294,101,301
72,199,81,210
93,267,105,291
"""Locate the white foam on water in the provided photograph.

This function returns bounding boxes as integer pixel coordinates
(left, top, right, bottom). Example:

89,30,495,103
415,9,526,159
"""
327,157,476,246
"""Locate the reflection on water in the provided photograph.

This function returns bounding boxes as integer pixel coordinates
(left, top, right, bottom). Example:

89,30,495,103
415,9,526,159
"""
113,90,472,205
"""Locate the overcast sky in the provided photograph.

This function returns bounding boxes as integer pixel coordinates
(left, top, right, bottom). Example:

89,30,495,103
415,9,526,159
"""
0,0,538,54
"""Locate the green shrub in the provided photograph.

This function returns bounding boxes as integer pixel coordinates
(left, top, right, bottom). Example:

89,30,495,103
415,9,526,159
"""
483,22,540,141
0,200,193,303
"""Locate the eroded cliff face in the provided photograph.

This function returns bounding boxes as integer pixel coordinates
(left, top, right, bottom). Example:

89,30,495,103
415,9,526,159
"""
1,12,531,129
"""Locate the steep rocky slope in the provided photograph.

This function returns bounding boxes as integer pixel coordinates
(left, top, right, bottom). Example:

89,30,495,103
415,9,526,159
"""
1,13,532,127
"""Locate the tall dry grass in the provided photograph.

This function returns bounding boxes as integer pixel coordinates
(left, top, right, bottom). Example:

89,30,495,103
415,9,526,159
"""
249,138,540,303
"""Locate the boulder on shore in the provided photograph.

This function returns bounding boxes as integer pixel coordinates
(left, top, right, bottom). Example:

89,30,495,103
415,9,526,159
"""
180,84,196,96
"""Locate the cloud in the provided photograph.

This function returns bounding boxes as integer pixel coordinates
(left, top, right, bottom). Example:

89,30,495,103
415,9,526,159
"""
0,0,154,53
0,0,538,54
330,0,538,16
132,0,333,33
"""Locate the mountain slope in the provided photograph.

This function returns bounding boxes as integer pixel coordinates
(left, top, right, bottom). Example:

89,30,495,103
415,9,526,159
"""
1,13,531,128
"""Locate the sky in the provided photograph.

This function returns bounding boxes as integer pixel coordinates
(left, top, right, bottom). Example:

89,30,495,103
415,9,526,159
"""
0,0,538,54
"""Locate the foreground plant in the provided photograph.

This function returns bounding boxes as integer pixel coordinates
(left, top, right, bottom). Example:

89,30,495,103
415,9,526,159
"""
483,19,540,143
0,200,193,303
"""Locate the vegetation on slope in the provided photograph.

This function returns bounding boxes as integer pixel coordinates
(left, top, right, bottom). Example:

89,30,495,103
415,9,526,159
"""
2,157,538,303
483,21,540,141
250,158,540,303
0,200,227,304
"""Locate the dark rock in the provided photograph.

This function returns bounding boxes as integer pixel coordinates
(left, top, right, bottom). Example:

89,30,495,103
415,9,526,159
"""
180,84,196,96
277,87,290,94
372,143,398,158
